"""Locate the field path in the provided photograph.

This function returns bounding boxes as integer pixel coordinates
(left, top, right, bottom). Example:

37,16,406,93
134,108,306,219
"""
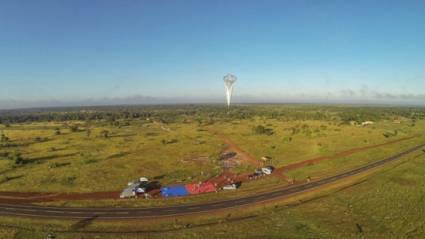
206,127,418,182
0,133,418,203
206,127,262,167
0,142,423,219
273,135,417,176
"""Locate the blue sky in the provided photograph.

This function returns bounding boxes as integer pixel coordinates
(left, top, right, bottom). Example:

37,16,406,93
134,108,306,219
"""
1,0,425,108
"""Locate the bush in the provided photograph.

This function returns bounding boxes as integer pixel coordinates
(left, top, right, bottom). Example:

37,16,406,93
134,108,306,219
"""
48,162,70,168
34,136,48,142
82,159,98,164
383,130,398,138
100,130,109,138
9,152,25,165
283,137,292,143
252,125,274,135
161,139,178,145
63,176,77,185
0,152,10,158
69,125,79,132
0,133,9,142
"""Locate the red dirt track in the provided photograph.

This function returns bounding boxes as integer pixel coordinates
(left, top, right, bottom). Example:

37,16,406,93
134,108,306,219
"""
207,128,262,167
0,133,417,204
0,191,120,204
273,135,416,176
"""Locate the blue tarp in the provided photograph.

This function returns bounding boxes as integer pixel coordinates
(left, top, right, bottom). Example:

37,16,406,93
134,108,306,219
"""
160,185,189,197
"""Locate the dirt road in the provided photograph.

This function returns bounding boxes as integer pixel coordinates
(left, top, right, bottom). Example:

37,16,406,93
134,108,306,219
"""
0,142,423,220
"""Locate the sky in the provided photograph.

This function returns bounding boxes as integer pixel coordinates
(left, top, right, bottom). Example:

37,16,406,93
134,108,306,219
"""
1,0,425,109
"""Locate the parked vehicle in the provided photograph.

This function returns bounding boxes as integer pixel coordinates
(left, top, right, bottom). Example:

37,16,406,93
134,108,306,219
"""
261,166,274,175
120,181,140,198
135,181,161,195
120,177,158,199
222,182,241,190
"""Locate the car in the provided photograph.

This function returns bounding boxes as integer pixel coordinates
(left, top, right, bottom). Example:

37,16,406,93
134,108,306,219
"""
120,183,139,198
135,181,161,195
121,177,151,198
261,166,274,175
222,182,241,190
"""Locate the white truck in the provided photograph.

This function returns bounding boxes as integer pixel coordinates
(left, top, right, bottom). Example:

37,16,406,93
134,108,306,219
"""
261,166,274,175
120,177,150,199
222,182,241,190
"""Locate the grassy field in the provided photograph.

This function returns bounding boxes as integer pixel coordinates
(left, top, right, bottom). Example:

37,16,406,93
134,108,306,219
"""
1,104,425,238
0,121,224,192
0,110,422,194
1,150,424,238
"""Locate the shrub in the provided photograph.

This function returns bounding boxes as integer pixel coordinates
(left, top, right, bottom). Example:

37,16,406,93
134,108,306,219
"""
161,139,178,145
100,130,110,138
63,176,77,185
9,152,25,165
283,137,292,143
383,130,398,138
252,125,274,135
48,162,70,168
34,136,48,142
82,159,98,164
0,133,9,142
69,125,79,132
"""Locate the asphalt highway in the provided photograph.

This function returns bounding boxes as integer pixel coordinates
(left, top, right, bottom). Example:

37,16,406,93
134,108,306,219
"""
0,143,424,220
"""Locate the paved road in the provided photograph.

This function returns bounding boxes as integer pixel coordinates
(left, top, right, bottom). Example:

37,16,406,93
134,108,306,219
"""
1,143,424,220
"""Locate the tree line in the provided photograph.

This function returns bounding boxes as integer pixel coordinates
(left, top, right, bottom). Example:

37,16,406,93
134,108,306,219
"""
1,104,424,125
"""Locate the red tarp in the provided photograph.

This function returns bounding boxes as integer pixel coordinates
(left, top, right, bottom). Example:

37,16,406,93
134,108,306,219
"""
185,182,216,195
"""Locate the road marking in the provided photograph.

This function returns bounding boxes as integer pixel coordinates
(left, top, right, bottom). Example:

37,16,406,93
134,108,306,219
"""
0,142,423,219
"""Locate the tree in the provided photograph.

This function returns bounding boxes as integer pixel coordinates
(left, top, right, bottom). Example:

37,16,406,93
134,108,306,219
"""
69,125,79,132
0,133,9,142
10,152,24,165
100,130,110,138
252,125,274,135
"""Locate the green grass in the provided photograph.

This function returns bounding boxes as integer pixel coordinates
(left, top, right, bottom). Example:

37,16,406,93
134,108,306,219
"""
37,175,286,208
0,115,424,197
1,105,425,238
1,151,425,238
216,118,422,167
0,121,223,192
286,134,425,181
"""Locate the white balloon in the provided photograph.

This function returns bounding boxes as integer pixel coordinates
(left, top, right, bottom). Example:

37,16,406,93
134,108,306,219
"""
223,74,237,108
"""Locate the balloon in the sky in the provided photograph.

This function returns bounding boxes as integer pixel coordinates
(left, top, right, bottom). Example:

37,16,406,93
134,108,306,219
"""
223,74,237,108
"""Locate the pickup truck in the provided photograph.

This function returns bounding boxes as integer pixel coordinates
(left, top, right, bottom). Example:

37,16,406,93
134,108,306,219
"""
120,177,158,199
